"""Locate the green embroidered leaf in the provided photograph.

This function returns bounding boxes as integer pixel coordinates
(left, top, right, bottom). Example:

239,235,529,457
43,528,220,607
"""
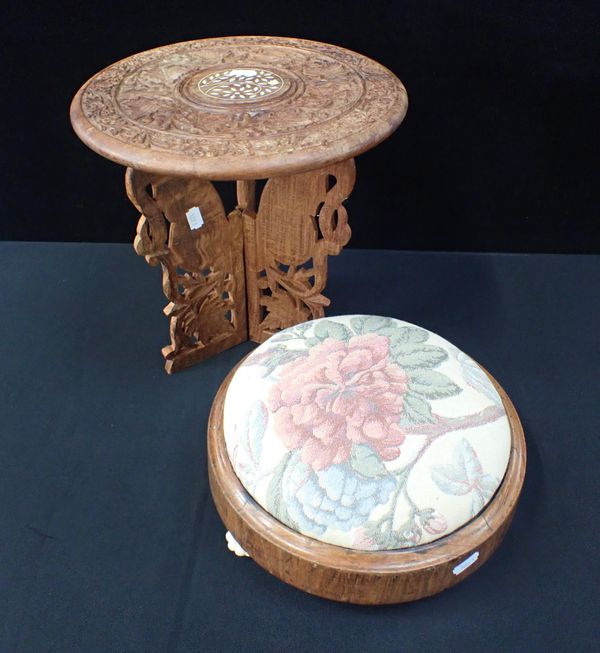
348,318,430,348
295,321,313,335
368,515,423,548
409,370,462,399
430,439,492,501
396,518,423,547
401,392,435,424
431,464,470,495
313,319,352,341
268,350,307,376
479,474,499,497
390,344,448,369
362,316,396,333
247,345,307,376
270,332,297,342
351,316,399,336
246,343,286,364
455,438,483,484
349,316,367,334
389,325,430,345
266,451,294,522
457,351,502,406
350,444,388,478
305,337,321,347
273,321,313,341
366,516,396,548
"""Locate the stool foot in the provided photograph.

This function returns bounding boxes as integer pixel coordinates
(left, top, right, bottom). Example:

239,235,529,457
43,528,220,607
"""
225,531,249,558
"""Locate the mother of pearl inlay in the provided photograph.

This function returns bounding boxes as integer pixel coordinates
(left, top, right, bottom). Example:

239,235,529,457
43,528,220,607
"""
197,68,285,102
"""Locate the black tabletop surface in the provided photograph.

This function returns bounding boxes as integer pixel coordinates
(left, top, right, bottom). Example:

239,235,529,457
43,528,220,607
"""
1,243,598,652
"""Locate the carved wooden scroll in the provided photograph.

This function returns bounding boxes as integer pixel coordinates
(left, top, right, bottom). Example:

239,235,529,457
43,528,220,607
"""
242,159,356,343
126,169,247,373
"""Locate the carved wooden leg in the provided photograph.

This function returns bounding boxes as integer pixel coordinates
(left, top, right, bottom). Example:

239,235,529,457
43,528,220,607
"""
126,169,247,374
240,158,356,343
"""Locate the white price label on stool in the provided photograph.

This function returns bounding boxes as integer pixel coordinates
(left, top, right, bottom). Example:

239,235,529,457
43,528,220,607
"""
453,551,479,575
186,206,204,230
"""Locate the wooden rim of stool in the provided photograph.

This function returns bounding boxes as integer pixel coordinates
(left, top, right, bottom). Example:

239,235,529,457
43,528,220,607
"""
208,358,526,604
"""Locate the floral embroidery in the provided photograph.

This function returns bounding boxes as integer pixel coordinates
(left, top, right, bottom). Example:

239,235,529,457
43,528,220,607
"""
224,315,511,550
266,333,408,470
277,452,396,534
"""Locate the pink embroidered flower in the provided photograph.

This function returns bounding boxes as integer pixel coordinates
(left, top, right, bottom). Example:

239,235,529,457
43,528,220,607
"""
267,334,408,470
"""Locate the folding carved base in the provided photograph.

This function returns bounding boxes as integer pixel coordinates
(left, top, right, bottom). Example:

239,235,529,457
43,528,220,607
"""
126,159,356,373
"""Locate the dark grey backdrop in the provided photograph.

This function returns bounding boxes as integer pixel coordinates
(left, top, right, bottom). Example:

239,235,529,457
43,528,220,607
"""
1,0,599,252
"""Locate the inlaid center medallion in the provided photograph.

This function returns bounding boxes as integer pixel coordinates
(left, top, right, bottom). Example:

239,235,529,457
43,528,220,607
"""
197,68,285,102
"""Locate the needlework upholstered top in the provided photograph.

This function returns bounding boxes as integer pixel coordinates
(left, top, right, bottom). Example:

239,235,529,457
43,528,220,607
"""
223,316,512,551
69,36,408,179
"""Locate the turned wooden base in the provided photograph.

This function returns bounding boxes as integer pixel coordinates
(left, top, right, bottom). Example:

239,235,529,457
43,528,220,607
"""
207,360,526,604
126,161,355,373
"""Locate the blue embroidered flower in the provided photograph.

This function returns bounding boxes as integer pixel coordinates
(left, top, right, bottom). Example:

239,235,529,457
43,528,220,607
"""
281,457,396,536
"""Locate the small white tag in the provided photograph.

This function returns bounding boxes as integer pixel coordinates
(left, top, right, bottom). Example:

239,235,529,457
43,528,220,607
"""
186,206,204,230
453,551,479,575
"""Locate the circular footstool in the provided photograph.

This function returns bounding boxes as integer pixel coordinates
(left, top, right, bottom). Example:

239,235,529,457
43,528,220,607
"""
208,315,526,604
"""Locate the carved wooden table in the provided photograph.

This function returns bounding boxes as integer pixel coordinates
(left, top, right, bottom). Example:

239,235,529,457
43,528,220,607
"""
70,37,408,373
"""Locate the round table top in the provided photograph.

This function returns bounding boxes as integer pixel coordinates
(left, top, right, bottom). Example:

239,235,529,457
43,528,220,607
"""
70,36,408,180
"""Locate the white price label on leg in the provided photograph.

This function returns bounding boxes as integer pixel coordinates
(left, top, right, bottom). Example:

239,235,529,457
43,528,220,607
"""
186,206,204,230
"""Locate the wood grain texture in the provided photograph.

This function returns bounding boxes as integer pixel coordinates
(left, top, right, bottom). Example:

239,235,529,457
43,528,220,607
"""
243,159,355,342
126,169,247,373
207,359,526,604
70,36,407,180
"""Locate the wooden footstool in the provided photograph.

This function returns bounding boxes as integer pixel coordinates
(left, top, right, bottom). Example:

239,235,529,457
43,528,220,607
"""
208,315,526,604
70,37,408,373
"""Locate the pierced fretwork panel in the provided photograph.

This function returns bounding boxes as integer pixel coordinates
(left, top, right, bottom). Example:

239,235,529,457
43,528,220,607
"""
126,169,247,373
242,159,356,343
